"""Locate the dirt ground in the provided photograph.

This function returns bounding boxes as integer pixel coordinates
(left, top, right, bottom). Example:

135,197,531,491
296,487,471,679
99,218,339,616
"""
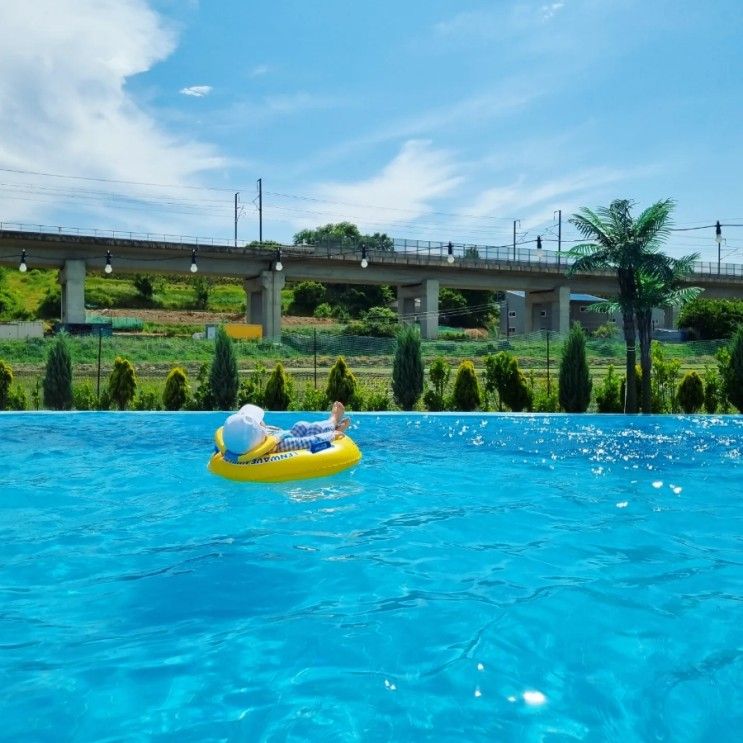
100,308,337,327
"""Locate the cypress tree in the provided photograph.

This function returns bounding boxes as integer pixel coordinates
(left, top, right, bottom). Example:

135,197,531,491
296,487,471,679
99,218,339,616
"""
264,362,292,410
677,371,704,413
0,360,12,410
108,356,137,410
559,323,592,412
326,356,358,407
163,367,190,410
209,326,239,410
392,324,424,410
595,365,623,413
43,334,73,410
725,326,743,412
452,360,481,411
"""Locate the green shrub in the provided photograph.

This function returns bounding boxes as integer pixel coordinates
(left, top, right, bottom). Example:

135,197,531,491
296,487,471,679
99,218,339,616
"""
37,288,61,320
298,385,328,411
678,298,743,340
108,356,137,410
0,287,21,320
451,360,481,411
529,376,558,412
392,324,423,410
484,351,530,412
163,367,190,410
703,365,721,414
133,387,162,411
0,360,12,409
73,382,97,410
188,362,212,410
289,281,326,315
237,363,268,407
209,327,239,410
724,326,743,412
484,352,511,411
4,384,27,410
314,302,333,319
595,365,623,413
677,371,704,413
133,274,155,302
326,356,359,407
264,362,292,410
424,357,450,411
558,323,592,413
192,276,210,310
362,387,391,411
650,342,681,413
43,334,73,410
592,323,618,339
344,306,398,337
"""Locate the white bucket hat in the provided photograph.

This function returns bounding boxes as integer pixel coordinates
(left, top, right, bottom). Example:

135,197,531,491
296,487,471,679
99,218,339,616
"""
238,404,265,424
223,413,266,454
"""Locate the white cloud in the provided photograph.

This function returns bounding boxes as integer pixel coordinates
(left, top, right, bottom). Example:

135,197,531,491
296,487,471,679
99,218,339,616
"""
180,85,212,97
469,168,630,219
298,140,462,232
250,64,269,78
0,0,225,230
540,3,565,21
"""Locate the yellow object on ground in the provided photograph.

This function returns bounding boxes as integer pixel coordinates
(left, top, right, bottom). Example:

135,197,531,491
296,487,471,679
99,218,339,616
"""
224,323,263,340
208,426,362,483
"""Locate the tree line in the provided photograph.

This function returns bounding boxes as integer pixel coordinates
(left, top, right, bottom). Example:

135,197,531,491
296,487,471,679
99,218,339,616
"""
3,323,741,414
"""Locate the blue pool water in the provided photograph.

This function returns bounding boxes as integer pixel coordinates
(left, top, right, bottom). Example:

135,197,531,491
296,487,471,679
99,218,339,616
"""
1,412,742,742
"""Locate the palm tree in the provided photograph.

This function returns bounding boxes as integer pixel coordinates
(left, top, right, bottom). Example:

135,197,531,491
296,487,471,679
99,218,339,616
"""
568,199,675,413
633,255,701,412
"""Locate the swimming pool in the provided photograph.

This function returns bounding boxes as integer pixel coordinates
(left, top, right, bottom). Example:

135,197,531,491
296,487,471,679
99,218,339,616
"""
1,412,741,741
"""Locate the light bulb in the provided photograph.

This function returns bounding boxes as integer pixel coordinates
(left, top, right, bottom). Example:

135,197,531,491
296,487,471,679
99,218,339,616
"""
275,261,283,272
447,253,455,264
19,261,27,273
104,263,113,274
190,262,198,273
361,258,368,268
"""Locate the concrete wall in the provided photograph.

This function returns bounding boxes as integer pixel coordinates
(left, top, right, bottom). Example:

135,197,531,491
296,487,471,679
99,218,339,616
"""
0,321,44,339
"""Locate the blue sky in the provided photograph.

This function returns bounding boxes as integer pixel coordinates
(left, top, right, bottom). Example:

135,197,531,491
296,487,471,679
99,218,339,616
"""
1,0,741,261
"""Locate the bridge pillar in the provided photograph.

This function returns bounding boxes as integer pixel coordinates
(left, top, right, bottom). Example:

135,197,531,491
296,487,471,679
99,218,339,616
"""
59,259,86,324
397,280,439,339
419,279,439,340
244,270,285,341
663,305,679,328
554,285,570,334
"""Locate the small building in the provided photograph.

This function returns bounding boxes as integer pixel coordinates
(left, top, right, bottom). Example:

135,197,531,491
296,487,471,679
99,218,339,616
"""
500,291,666,336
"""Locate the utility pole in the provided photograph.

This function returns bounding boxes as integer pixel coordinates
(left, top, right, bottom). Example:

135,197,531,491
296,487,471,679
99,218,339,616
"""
512,219,520,261
234,192,239,247
257,178,263,244
554,209,562,269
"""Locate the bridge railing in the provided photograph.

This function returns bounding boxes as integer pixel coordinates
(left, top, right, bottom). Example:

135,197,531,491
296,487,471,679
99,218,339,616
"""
3,221,743,278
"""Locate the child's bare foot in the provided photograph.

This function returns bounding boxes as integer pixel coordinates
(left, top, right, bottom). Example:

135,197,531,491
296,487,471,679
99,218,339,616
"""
330,401,345,425
336,417,351,433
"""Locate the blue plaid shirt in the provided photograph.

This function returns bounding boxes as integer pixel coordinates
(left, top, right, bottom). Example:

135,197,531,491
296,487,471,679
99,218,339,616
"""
267,419,337,453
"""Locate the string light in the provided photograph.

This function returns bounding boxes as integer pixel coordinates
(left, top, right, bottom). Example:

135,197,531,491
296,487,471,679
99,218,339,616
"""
190,248,198,273
104,250,113,274
360,244,368,268
447,241,455,264
19,249,27,272
275,248,283,272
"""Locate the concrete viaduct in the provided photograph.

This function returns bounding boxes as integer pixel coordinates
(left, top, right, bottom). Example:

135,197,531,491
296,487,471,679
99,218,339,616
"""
2,228,742,340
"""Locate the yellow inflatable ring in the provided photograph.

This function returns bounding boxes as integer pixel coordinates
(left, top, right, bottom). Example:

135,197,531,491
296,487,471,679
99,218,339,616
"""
208,426,362,483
